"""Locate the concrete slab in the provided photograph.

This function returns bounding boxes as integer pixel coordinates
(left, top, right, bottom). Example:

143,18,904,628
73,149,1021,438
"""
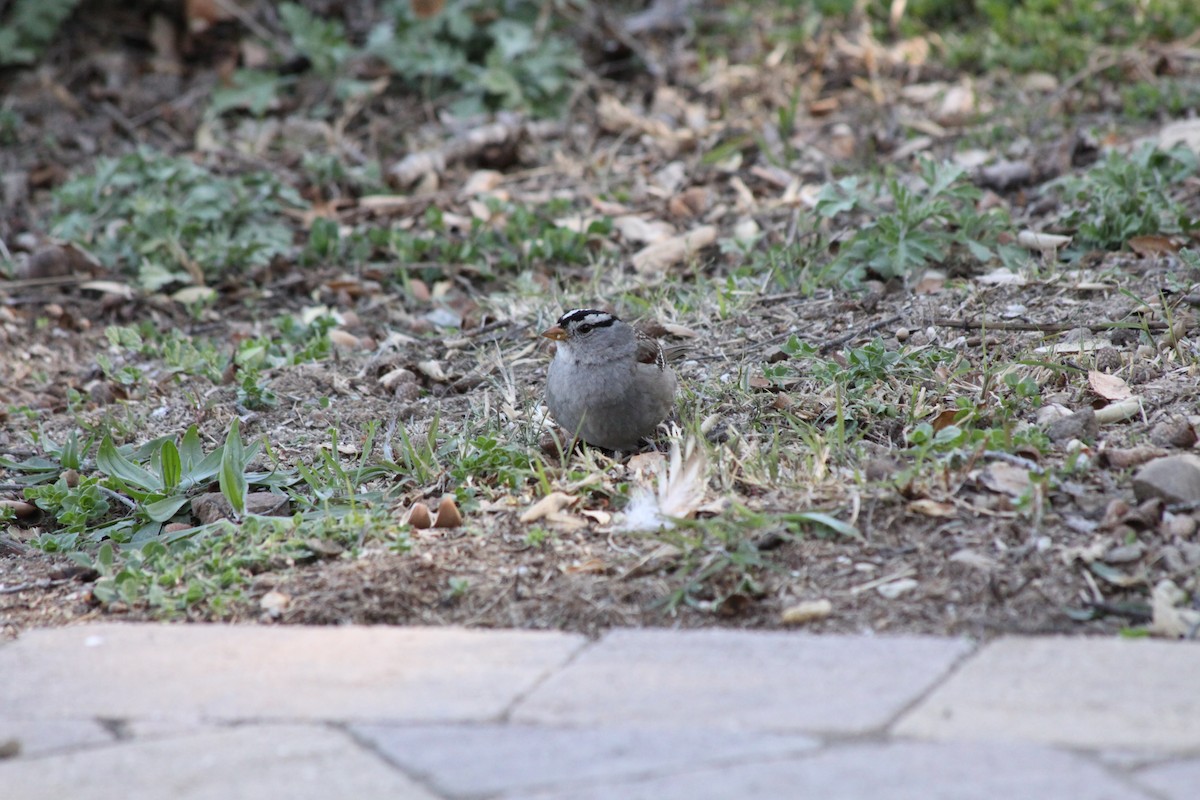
519,740,1152,800
512,628,971,733
352,722,818,797
895,636,1200,752
1133,756,1200,800
0,717,112,757
0,623,585,724
0,724,435,800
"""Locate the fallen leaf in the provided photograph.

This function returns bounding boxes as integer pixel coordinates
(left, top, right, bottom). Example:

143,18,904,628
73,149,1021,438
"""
1127,234,1181,256
631,225,717,274
416,360,449,382
80,280,134,299
612,215,675,244
976,461,1032,498
976,268,1026,286
520,492,573,522
565,558,607,574
930,408,959,432
1088,370,1132,401
461,169,503,195
1017,230,1072,251
907,499,956,517
780,599,833,625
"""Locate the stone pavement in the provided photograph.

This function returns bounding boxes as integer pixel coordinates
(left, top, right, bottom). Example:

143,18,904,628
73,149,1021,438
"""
0,624,1196,799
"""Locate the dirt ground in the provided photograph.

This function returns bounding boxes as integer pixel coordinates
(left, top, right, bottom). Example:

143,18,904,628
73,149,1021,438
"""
3,1,1200,640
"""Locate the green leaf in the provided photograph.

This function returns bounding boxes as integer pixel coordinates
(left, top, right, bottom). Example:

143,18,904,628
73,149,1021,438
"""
144,494,190,523
179,425,205,471
219,419,248,515
159,440,182,492
785,511,863,541
97,435,160,492
96,541,114,572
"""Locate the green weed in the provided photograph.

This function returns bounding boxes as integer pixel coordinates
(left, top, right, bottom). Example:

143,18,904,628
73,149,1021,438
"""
52,149,303,290
1052,143,1198,252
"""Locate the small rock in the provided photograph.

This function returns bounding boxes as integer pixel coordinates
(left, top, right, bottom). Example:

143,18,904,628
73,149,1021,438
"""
260,590,290,618
0,738,20,759
1045,407,1099,443
1179,541,1200,565
864,456,902,481
1162,513,1198,540
1132,454,1200,505
19,246,72,280
1149,417,1198,449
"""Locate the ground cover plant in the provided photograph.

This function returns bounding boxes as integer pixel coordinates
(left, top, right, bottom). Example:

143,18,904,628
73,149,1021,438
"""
2,0,1200,640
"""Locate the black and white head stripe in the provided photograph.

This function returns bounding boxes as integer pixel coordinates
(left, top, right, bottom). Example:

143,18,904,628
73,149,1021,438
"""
558,308,618,333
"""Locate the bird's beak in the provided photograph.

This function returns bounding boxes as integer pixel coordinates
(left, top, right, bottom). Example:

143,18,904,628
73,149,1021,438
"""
541,325,568,341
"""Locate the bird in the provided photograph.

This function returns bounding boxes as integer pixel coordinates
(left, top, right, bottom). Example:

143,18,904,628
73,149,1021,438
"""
541,308,678,451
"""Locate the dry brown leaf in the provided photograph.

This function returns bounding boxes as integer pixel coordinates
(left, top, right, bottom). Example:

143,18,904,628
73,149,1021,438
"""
416,360,449,382
668,186,711,218
913,270,946,294
613,215,675,244
631,225,717,274
661,322,700,339
520,492,577,524
461,169,503,195
410,0,446,19
1088,370,1132,401
930,408,959,432
1127,235,1181,256
328,329,362,351
907,499,956,518
976,461,1032,498
186,0,235,33
565,558,607,575
780,599,833,625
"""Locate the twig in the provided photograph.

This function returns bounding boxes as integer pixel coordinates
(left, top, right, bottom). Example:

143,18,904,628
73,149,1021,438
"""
819,314,904,354
99,102,141,141
0,274,94,290
982,450,1045,475
934,317,1177,334
97,487,137,511
0,578,75,595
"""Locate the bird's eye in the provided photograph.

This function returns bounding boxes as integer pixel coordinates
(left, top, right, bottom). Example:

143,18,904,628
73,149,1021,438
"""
577,323,593,334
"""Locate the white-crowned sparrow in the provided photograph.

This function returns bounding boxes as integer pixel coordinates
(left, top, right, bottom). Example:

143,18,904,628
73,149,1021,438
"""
542,308,678,451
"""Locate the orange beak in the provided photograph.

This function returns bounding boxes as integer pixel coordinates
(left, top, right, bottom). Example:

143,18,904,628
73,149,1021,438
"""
541,325,568,341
